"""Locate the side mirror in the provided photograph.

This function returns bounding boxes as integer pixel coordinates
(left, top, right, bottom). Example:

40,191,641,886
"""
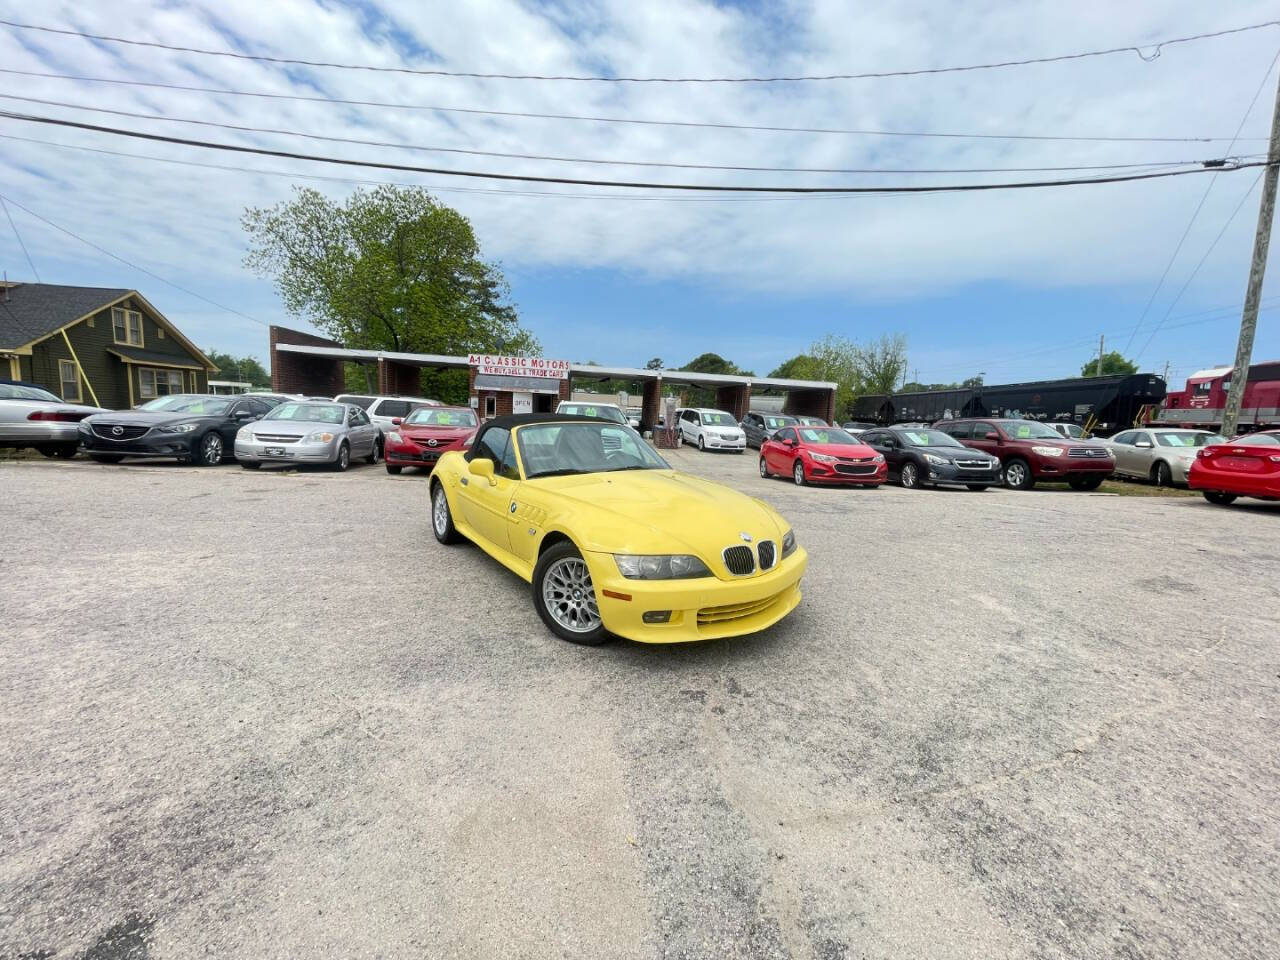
783,438,796,447
982,431,999,441
468,457,497,485
235,410,257,421
392,417,403,426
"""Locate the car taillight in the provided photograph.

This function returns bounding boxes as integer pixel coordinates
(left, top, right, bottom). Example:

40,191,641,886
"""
27,411,83,422
1270,455,1280,463
1197,448,1213,458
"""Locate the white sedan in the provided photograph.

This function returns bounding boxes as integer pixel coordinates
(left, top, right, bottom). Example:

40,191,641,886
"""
0,381,106,458
1101,427,1225,486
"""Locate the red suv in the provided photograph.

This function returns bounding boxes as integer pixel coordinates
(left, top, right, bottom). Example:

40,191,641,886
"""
934,418,1114,490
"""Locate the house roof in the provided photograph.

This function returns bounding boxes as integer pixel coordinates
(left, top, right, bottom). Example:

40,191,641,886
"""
107,345,207,369
0,283,132,349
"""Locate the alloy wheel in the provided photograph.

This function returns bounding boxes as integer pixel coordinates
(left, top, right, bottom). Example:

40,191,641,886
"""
900,462,918,488
793,461,805,485
202,434,222,465
759,458,769,478
433,487,449,536
540,557,601,634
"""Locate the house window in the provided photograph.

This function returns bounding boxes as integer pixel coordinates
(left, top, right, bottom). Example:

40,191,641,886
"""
87,316,95,328
112,307,144,346
156,327,165,339
59,359,81,402
139,367,184,398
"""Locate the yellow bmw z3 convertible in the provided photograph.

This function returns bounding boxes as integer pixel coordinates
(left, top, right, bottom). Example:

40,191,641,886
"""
428,413,807,645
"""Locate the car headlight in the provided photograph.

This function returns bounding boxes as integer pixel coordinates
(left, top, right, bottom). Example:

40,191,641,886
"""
781,529,797,559
871,453,885,463
305,431,336,443
1032,446,1064,457
236,426,253,439
614,554,712,580
810,452,837,463
923,453,951,466
158,422,198,434
387,431,402,443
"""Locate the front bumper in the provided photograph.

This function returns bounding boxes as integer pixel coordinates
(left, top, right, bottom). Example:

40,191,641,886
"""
384,438,461,467
234,438,339,463
585,547,808,644
79,430,199,458
1028,456,1114,479
805,461,887,485
703,435,746,451
0,421,83,446
926,462,1001,485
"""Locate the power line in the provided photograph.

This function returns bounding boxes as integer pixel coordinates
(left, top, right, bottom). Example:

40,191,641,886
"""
0,191,268,328
2,17,1277,83
0,195,40,281
1133,169,1265,360
0,111,1267,193
1121,46,1280,355
0,94,1225,176
0,66,1266,145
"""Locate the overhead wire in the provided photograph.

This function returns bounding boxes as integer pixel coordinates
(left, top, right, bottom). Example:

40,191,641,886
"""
1,195,41,281
1120,46,1280,355
0,94,1228,176
0,192,269,328
0,111,1267,193
2,17,1277,82
0,67,1265,144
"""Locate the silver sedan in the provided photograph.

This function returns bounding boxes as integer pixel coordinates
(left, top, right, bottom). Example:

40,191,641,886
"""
1101,427,1225,486
0,381,106,457
234,401,381,471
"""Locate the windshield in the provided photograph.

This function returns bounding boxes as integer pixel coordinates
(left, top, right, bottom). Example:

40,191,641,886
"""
702,412,736,426
1156,431,1225,448
995,420,1065,440
798,427,860,445
518,422,669,477
795,416,826,426
0,383,61,401
558,403,627,424
264,402,345,424
901,429,965,448
764,416,796,429
405,407,477,427
162,397,232,415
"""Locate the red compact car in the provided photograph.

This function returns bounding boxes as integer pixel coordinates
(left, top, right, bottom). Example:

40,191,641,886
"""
384,405,478,474
1187,430,1280,506
760,425,886,486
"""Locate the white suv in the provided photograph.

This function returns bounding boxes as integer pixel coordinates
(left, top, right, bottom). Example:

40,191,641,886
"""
556,401,629,426
334,394,440,433
678,408,746,452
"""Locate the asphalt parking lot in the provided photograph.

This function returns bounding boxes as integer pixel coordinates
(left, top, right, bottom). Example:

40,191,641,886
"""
2,450,1278,960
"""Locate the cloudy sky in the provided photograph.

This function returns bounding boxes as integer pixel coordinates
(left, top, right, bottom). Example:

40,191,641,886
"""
1,0,1278,388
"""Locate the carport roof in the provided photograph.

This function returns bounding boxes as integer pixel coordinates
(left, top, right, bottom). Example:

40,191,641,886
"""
273,343,836,391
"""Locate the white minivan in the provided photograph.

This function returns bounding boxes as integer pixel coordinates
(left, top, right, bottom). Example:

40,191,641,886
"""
334,394,440,434
678,408,746,452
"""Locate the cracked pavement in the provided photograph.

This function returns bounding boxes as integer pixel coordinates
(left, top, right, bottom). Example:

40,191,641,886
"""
1,452,1277,959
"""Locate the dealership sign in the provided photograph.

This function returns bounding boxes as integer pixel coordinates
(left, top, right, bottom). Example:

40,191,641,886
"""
468,354,570,380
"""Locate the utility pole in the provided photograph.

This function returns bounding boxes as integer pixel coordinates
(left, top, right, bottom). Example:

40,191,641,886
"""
1222,67,1280,438
1096,334,1105,377
1161,360,1170,384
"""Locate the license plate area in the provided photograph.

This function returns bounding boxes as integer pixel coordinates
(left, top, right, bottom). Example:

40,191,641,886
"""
264,446,286,456
1221,456,1257,471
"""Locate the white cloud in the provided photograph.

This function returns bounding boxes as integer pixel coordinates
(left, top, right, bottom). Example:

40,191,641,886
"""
0,0,1277,370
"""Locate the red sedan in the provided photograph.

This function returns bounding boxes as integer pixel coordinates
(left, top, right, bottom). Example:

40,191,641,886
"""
1188,430,1280,506
384,405,478,474
760,425,886,487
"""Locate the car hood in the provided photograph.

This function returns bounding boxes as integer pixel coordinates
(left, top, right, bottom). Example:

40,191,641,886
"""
251,420,344,435
533,469,789,560
803,442,877,457
399,423,474,439
85,409,220,426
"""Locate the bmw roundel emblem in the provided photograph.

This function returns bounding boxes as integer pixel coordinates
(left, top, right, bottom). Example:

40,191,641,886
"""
739,531,753,543
111,425,124,436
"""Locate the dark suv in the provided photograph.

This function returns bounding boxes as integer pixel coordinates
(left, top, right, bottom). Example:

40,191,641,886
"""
934,417,1115,490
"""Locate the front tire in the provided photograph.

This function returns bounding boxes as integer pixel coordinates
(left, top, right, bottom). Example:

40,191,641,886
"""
533,541,608,645
698,435,706,452
1003,458,1034,490
793,461,806,486
195,432,224,466
759,457,770,479
90,454,123,464
1153,461,1172,487
386,464,403,475
431,482,464,544
899,461,922,489
332,442,350,472
366,437,381,465
1203,491,1237,506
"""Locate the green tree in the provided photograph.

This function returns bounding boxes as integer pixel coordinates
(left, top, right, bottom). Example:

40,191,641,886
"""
853,333,909,396
1081,352,1138,377
962,375,985,388
645,357,664,370
243,186,539,378
680,352,752,376
768,354,820,380
205,349,269,386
